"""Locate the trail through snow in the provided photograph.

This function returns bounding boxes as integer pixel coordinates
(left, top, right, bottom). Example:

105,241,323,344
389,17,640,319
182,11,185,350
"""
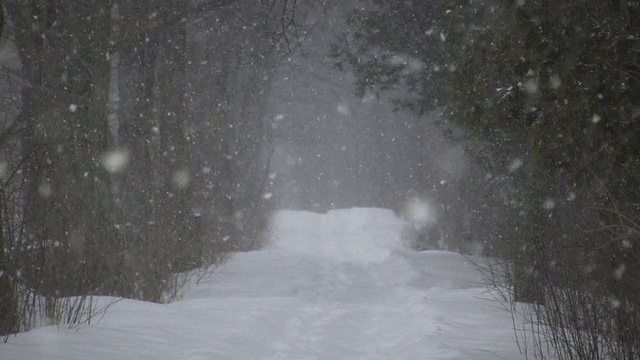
0,208,525,360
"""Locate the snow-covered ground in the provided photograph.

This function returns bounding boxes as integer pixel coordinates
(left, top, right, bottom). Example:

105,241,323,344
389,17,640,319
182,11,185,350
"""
0,208,524,360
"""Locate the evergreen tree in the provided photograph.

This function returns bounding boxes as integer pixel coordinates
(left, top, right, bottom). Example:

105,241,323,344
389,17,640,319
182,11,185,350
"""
339,0,640,357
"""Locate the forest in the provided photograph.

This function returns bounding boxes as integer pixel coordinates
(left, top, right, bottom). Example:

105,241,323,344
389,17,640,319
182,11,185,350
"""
0,0,287,334
332,1,640,358
1,1,639,359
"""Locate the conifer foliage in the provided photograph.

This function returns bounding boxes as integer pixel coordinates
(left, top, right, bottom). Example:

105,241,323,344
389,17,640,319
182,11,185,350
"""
337,1,640,358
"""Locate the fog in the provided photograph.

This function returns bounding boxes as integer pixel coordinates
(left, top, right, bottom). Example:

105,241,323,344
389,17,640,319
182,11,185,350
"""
266,3,468,214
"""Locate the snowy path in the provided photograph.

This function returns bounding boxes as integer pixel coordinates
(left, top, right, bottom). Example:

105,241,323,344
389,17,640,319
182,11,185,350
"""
0,208,524,360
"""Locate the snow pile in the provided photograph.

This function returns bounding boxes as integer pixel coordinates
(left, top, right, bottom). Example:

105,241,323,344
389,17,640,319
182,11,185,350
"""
270,208,406,263
0,207,525,360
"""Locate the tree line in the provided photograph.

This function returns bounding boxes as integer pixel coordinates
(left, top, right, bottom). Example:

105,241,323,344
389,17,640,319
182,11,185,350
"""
0,0,301,338
335,0,639,359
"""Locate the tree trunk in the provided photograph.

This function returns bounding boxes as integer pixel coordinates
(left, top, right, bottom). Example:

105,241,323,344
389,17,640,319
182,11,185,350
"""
6,0,117,297
155,2,199,272
0,194,18,337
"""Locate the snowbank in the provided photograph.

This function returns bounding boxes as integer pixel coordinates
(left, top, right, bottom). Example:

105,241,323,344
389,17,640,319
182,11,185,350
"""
0,207,524,360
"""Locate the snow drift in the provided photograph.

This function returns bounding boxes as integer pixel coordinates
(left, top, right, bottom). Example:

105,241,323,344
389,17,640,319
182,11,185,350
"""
0,207,524,360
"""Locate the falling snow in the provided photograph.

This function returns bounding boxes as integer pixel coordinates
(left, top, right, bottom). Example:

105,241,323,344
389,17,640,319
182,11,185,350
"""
543,198,556,210
508,158,524,172
173,169,191,189
101,149,130,174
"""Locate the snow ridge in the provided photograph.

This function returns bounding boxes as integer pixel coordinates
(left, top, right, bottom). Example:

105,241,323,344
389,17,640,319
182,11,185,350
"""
0,208,524,360
271,208,406,263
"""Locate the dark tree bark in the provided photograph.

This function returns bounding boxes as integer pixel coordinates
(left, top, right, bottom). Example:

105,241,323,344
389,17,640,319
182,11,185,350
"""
0,195,18,337
0,1,4,38
155,1,200,272
0,4,18,334
6,0,117,297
